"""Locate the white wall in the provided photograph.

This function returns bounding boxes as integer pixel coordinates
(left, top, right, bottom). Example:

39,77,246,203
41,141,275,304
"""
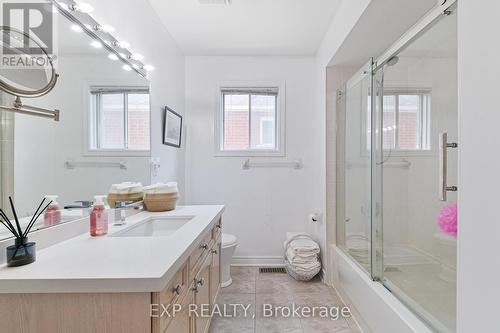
184,56,323,265
457,0,500,331
317,0,372,284
87,0,186,193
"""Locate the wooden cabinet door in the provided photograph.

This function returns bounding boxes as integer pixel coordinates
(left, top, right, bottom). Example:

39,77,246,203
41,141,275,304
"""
164,292,192,333
194,254,212,333
210,239,221,305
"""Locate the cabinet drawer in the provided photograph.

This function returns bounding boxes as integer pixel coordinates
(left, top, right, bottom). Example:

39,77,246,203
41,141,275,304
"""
193,253,212,333
189,231,212,275
152,262,189,333
160,261,189,305
163,291,192,333
210,239,221,305
212,219,222,241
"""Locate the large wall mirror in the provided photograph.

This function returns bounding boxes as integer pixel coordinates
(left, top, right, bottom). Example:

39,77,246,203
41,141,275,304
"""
0,5,151,240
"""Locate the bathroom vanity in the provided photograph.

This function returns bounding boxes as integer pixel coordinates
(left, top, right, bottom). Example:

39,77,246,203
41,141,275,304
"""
0,205,224,333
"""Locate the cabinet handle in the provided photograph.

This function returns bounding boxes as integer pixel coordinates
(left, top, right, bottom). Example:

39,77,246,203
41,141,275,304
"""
197,278,205,286
192,285,199,293
216,224,221,229
211,249,218,254
200,244,209,250
173,284,182,296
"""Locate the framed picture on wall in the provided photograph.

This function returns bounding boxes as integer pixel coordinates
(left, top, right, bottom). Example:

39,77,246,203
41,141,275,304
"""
163,106,182,148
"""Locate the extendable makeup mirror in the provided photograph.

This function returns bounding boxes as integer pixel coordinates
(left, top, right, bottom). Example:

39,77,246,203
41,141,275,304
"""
0,26,60,121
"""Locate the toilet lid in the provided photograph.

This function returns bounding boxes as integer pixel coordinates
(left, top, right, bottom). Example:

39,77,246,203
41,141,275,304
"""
222,233,237,247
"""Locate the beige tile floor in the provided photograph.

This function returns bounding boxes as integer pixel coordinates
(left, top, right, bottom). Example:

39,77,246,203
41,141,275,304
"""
209,267,362,333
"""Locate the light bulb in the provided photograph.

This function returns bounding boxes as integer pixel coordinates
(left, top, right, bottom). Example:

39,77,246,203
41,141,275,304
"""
71,24,83,33
131,53,144,61
108,53,118,60
143,64,155,71
90,41,102,48
122,65,132,71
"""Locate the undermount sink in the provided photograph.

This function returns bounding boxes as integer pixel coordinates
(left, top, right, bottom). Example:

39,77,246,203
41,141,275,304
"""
112,216,194,237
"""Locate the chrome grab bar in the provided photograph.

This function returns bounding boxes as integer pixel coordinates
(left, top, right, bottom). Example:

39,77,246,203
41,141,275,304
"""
439,132,458,201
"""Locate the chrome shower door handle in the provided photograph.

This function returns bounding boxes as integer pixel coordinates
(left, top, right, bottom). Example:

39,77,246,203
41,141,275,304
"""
439,132,458,201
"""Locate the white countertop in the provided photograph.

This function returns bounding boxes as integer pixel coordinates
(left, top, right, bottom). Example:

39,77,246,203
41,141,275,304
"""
0,205,224,293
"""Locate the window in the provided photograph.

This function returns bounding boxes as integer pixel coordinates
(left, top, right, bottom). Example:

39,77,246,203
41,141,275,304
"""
375,90,431,151
217,86,284,156
89,87,150,153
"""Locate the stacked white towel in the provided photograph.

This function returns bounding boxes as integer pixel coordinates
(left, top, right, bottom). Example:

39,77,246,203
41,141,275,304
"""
284,232,321,277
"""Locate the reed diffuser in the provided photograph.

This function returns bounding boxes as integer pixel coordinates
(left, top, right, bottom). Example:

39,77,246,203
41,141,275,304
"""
0,197,52,267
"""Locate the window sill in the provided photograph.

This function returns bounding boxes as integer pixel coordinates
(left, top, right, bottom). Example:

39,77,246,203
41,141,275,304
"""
83,150,151,157
385,150,436,157
214,150,285,157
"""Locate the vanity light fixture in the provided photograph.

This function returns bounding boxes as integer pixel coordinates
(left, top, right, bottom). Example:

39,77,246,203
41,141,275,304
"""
58,2,69,11
94,24,115,33
114,41,130,48
70,24,83,32
69,1,93,13
130,53,144,61
53,0,153,77
90,40,102,48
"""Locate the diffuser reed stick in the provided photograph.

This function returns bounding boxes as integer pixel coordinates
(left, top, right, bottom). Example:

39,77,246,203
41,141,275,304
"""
0,197,50,267
9,197,23,238
0,197,51,244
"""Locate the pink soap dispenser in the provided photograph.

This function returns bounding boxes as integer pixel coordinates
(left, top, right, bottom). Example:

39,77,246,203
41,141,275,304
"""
90,195,108,237
44,195,61,227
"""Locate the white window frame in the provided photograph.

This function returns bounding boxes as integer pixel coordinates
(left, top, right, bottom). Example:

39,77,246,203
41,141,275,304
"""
214,81,286,157
258,117,275,149
363,88,433,157
84,85,150,157
383,89,431,152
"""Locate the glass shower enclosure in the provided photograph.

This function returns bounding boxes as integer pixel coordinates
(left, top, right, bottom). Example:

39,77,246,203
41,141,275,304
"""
336,6,457,333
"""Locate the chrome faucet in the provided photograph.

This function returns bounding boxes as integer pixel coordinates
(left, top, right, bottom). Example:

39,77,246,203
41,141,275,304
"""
114,200,143,225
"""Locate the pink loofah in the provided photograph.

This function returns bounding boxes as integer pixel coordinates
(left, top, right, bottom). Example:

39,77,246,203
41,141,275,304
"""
437,202,458,238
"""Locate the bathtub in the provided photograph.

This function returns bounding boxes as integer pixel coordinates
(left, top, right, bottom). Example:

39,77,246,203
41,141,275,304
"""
331,245,433,333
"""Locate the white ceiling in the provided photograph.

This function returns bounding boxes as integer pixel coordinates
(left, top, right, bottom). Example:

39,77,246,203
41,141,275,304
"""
329,0,438,66
148,0,341,56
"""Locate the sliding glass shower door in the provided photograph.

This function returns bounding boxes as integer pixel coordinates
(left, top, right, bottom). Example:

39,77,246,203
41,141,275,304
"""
375,12,458,333
336,61,373,273
336,5,458,333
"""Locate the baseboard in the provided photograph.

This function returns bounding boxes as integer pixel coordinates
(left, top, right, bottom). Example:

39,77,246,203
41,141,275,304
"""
319,268,326,283
231,256,284,266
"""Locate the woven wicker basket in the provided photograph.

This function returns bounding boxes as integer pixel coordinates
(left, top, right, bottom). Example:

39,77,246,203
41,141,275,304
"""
284,258,321,281
143,192,178,212
107,192,143,208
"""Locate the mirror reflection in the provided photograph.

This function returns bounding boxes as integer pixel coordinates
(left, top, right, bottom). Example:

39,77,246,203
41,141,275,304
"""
0,10,151,240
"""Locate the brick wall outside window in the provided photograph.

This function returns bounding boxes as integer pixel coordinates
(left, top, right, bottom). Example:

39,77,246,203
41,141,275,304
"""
91,90,150,151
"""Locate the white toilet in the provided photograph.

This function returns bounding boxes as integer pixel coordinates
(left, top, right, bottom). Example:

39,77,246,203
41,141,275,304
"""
221,233,238,287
